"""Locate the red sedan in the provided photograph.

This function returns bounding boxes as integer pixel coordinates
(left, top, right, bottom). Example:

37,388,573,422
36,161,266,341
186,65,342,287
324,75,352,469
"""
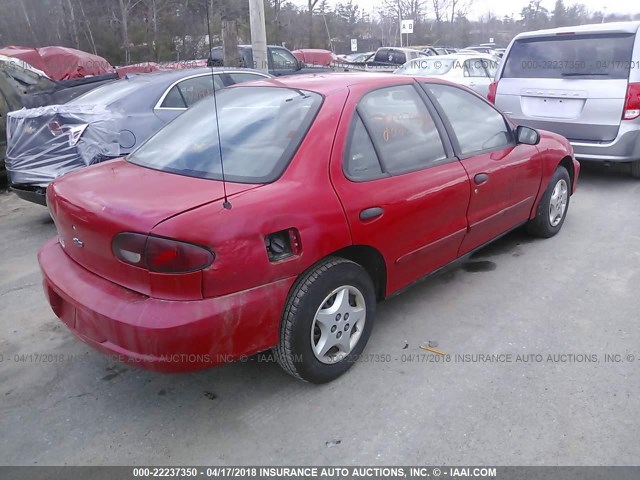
39,73,579,383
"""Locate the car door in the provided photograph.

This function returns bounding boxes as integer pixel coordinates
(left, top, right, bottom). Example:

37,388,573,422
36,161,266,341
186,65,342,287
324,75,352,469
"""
420,82,542,256
153,74,224,123
460,57,492,96
330,82,471,295
268,47,300,76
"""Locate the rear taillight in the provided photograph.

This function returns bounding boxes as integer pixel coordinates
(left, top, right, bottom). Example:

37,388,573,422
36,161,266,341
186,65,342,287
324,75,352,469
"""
623,82,640,120
487,81,498,104
112,233,214,274
48,120,88,146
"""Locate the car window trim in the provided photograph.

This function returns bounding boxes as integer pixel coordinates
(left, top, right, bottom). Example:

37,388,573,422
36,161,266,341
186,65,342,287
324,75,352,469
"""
270,48,298,71
410,81,456,160
154,71,270,111
135,87,325,185
417,81,516,160
343,111,389,182
349,83,458,180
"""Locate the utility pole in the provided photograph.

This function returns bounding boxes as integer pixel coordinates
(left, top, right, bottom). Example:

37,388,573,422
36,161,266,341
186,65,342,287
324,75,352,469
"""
398,1,403,47
249,0,268,72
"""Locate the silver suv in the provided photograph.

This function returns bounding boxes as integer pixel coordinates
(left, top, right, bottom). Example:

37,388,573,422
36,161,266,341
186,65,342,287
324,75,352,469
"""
490,22,640,178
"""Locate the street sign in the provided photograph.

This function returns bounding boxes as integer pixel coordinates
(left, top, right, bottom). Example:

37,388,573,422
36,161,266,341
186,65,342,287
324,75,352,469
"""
351,39,358,52
489,37,494,43
401,20,414,34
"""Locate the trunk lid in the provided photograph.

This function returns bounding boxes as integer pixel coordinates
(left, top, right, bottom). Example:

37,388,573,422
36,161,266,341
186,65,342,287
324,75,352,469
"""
48,159,259,296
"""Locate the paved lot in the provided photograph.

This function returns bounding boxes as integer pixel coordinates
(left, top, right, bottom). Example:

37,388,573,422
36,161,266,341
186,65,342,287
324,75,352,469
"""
0,164,639,466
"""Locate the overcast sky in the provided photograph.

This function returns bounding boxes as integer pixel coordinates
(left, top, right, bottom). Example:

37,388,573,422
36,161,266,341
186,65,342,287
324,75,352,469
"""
293,0,638,20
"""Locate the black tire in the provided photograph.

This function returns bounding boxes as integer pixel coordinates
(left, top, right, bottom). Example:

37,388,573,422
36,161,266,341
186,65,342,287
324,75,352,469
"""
526,166,571,238
631,161,640,179
274,257,376,383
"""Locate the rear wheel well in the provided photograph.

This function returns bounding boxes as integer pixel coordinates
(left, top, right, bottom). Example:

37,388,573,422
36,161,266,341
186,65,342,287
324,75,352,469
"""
331,245,387,300
559,156,574,190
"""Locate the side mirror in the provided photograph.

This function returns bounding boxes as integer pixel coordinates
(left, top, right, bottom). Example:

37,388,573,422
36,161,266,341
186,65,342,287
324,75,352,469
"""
516,125,540,145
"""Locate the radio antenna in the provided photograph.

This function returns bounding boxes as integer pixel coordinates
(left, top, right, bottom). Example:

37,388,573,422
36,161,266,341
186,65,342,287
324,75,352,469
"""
206,0,231,209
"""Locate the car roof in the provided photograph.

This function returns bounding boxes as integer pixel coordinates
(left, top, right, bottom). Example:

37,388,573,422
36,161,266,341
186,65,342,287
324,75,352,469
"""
377,47,423,54
415,53,496,61
229,72,454,96
121,67,268,84
514,21,640,39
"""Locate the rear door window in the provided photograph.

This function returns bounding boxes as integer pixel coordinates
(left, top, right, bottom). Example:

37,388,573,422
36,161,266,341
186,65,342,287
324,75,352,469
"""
176,75,222,107
356,85,448,175
344,114,384,181
160,75,223,109
502,33,635,79
464,59,488,77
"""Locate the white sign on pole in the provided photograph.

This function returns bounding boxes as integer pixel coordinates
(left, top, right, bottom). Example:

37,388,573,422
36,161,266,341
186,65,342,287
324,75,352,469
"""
489,37,495,43
351,39,358,52
401,20,414,34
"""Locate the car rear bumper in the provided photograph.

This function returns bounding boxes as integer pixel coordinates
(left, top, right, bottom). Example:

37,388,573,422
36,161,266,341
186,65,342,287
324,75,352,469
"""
38,238,295,373
10,184,47,206
570,125,640,163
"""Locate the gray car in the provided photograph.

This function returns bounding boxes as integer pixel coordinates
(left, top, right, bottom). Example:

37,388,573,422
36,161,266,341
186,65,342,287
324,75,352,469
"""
492,21,640,178
6,67,271,204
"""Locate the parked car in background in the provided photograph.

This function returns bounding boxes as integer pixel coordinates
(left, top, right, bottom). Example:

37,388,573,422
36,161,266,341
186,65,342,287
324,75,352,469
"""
208,45,332,76
464,45,499,56
0,57,117,181
419,47,439,56
395,53,499,97
491,21,640,178
6,68,271,204
0,45,114,80
39,73,578,384
341,52,375,63
341,47,426,72
434,47,459,55
291,49,337,67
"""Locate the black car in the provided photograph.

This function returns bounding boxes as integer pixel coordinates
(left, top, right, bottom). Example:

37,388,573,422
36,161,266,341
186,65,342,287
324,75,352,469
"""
208,45,333,76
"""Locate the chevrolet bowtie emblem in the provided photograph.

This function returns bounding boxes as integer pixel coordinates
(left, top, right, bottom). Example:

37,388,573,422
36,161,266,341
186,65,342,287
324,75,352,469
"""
72,237,84,248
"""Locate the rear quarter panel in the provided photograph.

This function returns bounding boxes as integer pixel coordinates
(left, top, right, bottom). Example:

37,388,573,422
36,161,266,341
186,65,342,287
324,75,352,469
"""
150,87,353,299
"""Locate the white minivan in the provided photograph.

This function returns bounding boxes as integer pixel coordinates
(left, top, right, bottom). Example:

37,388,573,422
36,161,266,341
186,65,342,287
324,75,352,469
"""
490,22,640,177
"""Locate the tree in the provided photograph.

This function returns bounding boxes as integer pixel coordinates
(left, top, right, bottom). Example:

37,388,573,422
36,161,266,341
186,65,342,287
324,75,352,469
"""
432,0,450,41
116,0,143,64
520,0,549,31
552,0,567,27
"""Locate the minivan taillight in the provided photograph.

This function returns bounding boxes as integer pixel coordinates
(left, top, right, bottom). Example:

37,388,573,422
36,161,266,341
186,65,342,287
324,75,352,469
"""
487,81,498,104
112,233,214,273
623,83,640,120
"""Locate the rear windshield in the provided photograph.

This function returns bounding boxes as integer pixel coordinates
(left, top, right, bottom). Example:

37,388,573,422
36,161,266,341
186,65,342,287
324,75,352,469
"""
502,33,635,79
128,86,322,183
67,79,144,105
396,59,454,75
374,49,407,64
